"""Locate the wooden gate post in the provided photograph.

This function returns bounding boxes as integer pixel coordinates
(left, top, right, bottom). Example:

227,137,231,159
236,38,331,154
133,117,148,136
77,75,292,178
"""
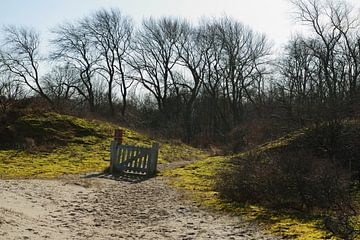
110,129,123,173
114,129,123,144
148,142,159,176
110,140,118,173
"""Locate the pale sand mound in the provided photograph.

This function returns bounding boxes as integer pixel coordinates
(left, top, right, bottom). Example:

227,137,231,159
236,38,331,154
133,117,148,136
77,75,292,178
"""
0,176,280,240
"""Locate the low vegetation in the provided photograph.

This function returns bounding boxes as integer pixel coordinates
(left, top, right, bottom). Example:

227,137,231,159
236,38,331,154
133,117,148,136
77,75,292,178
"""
163,156,336,239
217,122,360,238
0,110,205,178
1,108,359,239
164,122,360,239
0,0,359,239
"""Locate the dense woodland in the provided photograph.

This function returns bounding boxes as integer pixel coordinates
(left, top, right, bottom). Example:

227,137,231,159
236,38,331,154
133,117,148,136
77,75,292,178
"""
1,0,360,237
0,0,358,146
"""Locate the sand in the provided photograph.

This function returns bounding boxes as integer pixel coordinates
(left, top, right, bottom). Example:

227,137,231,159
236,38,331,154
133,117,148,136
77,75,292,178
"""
0,175,280,240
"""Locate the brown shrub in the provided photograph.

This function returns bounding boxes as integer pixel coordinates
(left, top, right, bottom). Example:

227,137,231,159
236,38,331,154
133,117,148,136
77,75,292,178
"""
215,147,360,238
216,150,352,211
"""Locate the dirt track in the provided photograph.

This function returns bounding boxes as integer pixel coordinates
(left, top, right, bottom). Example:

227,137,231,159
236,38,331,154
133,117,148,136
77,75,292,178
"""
0,175,280,239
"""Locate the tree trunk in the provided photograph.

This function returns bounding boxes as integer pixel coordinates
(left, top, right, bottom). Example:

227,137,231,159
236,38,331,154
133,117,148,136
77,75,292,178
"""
108,84,114,117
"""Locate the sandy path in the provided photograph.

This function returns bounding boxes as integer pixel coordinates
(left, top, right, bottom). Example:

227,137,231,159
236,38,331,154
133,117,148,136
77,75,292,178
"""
0,175,280,240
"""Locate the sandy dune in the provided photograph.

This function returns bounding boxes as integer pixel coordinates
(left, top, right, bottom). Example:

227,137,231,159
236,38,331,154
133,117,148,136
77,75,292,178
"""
0,175,280,239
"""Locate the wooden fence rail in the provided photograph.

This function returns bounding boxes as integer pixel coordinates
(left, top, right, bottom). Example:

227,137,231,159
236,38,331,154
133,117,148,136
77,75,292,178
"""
110,141,159,176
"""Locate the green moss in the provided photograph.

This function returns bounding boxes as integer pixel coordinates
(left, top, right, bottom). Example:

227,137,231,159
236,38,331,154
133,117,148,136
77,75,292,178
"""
0,111,340,238
159,140,208,163
256,128,309,153
0,139,111,178
0,111,207,178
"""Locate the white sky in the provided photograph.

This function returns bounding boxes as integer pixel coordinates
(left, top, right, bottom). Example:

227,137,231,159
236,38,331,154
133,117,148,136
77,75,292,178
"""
0,0,359,50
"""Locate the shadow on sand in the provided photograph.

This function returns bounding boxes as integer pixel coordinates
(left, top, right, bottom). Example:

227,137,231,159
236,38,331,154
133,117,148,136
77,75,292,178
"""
83,171,153,184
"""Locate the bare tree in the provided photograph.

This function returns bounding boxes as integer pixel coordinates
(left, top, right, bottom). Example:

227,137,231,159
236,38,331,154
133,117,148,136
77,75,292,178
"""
175,21,211,141
43,64,77,109
83,8,133,116
278,36,320,126
0,26,52,105
329,0,360,111
287,0,360,182
0,72,24,113
51,22,100,112
129,17,187,117
199,21,232,136
290,0,349,121
214,17,271,125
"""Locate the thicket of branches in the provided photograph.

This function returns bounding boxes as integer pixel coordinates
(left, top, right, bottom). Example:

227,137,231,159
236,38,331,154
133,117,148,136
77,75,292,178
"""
0,0,359,148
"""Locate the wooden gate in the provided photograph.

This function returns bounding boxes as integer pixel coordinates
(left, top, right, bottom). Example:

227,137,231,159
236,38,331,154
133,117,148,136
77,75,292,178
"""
110,141,159,176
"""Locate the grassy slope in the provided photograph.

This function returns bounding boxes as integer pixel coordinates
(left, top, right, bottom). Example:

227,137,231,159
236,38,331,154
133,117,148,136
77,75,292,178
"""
162,129,338,240
0,112,205,178
0,112,340,238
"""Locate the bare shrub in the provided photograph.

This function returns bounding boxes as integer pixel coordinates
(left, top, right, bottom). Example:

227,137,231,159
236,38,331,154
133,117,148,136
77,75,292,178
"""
227,119,288,153
216,147,359,238
217,150,352,210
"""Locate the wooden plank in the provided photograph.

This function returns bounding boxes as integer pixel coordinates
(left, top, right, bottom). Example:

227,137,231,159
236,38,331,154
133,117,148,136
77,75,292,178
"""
153,143,159,174
116,147,121,164
110,141,117,173
139,150,144,169
140,149,146,169
132,148,138,168
130,148,135,168
118,145,149,152
118,152,148,167
128,148,135,168
137,150,144,169
148,143,159,176
121,147,126,164
116,146,122,164
143,151,149,170
136,149,141,168
144,151,149,169
125,147,131,165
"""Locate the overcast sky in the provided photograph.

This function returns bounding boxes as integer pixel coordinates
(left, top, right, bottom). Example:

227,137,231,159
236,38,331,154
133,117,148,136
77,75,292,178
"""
0,0,359,49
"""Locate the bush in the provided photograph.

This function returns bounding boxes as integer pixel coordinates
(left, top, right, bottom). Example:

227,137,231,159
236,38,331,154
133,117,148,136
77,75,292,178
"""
216,150,352,211
216,144,360,237
215,123,360,238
